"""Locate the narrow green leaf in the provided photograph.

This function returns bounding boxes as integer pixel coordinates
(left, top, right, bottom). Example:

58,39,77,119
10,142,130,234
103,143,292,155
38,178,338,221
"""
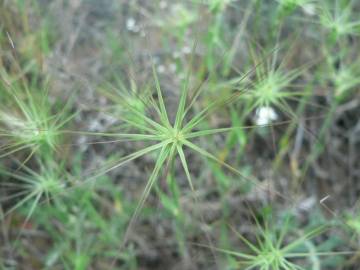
152,63,170,127
123,145,171,244
174,43,197,130
176,145,194,191
84,140,170,185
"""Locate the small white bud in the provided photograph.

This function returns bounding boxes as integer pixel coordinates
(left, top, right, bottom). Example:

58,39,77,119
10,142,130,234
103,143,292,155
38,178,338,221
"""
126,18,140,33
126,18,136,30
255,106,278,125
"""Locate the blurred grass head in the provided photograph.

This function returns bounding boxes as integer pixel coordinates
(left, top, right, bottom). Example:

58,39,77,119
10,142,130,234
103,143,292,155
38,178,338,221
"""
0,158,67,223
276,0,313,13
90,57,263,228
0,73,75,160
206,0,233,13
326,53,360,102
212,214,330,270
231,44,309,123
155,3,197,38
318,0,360,42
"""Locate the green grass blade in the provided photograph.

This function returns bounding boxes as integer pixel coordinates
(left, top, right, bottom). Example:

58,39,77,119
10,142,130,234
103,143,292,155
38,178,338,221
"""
176,144,194,191
152,63,170,127
123,145,170,244
85,140,170,184
195,243,256,260
174,43,196,130
62,130,161,141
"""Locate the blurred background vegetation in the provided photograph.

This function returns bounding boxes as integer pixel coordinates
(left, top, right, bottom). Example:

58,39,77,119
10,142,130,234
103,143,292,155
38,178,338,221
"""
0,0,359,269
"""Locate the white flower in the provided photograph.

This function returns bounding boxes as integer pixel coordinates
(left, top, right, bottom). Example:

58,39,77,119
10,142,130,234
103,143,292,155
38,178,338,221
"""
126,18,140,33
255,106,278,125
126,18,135,29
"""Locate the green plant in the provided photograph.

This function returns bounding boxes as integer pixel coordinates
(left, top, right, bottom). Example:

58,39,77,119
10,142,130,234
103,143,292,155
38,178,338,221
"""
276,0,312,13
156,3,197,39
85,61,267,233
223,44,310,127
318,0,360,42
0,158,67,225
1,1,359,269
0,74,75,161
300,48,360,180
16,155,138,269
328,56,360,102
208,213,342,270
251,55,305,113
